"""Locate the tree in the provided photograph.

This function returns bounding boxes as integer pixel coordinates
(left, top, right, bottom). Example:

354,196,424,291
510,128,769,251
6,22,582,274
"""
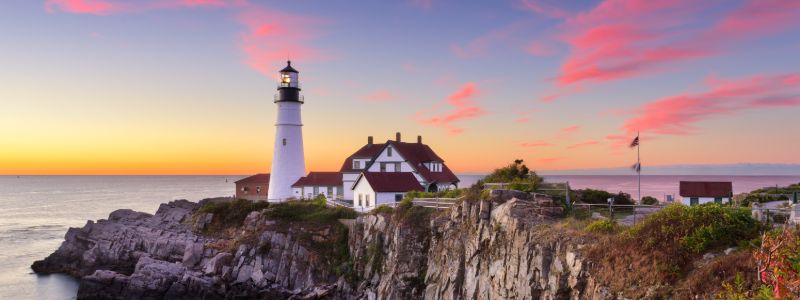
641,196,658,205
483,160,542,193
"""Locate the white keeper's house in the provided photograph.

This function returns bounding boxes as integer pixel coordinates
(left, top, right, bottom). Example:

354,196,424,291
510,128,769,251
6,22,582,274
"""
679,181,733,206
235,61,460,208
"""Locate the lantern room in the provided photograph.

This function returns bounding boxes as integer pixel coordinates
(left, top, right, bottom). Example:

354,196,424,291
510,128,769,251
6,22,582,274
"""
279,60,299,89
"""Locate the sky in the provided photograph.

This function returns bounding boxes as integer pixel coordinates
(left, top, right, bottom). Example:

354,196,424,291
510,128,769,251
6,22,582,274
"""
1,0,800,175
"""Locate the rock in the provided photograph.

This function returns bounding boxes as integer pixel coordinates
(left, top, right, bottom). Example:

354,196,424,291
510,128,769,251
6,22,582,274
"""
724,247,737,255
36,195,613,300
703,252,716,260
202,252,232,275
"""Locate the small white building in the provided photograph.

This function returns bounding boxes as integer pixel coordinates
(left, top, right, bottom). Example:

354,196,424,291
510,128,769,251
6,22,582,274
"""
291,172,343,200
351,172,424,211
679,181,733,206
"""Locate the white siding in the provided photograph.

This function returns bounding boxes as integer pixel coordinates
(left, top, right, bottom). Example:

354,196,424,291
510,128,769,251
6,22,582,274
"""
352,177,376,212
268,101,306,201
376,192,405,205
681,197,730,206
367,146,426,183
342,172,359,201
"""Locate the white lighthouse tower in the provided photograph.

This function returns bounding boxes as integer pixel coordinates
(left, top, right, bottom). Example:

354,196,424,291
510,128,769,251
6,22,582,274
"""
267,61,306,201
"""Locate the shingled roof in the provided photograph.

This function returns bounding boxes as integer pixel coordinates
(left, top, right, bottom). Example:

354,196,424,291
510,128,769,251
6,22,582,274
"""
235,173,270,184
291,172,343,187
356,172,424,192
387,140,460,184
340,143,384,172
679,181,733,198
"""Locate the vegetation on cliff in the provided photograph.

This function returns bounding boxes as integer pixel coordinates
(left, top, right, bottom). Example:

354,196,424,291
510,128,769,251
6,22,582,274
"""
583,203,764,298
483,159,543,192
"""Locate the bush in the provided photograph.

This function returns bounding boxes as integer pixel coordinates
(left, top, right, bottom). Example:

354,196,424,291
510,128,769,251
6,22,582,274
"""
631,203,762,254
585,219,620,234
372,205,394,214
264,200,357,224
483,160,543,189
641,196,659,205
576,189,634,205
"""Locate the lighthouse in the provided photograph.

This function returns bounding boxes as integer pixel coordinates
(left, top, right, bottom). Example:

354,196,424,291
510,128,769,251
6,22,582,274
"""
267,61,306,201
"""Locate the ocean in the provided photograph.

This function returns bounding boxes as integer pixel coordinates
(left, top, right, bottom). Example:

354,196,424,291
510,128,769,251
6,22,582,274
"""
2,174,800,299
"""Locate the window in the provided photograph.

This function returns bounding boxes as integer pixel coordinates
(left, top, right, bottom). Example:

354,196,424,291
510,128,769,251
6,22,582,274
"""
282,138,286,146
690,197,699,206
327,186,333,197
387,147,393,157
365,194,371,207
358,194,363,206
395,162,401,172
714,197,723,203
395,194,403,202
313,186,319,195
380,162,387,172
256,186,261,194
353,160,361,169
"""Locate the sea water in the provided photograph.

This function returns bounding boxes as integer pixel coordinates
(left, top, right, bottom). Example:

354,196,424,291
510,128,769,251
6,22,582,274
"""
2,175,800,299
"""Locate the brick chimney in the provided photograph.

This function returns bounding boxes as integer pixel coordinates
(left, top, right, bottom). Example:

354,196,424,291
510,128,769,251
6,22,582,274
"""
417,135,422,144
395,132,401,142
368,136,373,145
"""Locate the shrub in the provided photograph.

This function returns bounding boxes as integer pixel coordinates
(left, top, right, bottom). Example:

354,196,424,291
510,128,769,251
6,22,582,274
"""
372,205,394,215
483,159,543,188
754,228,800,299
585,219,620,234
264,200,357,224
641,196,659,205
576,189,634,205
631,203,762,254
586,203,764,297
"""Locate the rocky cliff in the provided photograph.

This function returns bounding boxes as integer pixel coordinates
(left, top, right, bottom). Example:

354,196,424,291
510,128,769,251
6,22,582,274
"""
34,196,611,299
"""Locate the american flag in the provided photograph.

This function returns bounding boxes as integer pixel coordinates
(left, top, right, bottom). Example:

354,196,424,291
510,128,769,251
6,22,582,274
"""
631,162,641,173
629,135,639,148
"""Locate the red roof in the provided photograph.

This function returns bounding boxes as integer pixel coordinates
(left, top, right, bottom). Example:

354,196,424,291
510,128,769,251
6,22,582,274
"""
235,173,270,184
340,143,384,172
357,172,424,192
388,141,460,184
679,181,733,197
291,172,343,187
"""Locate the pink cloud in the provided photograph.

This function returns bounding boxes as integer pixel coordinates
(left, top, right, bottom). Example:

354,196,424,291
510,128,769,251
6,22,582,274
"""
567,139,599,149
623,73,800,136
236,7,327,77
540,93,560,103
515,108,540,123
409,0,433,10
538,157,564,163
518,0,572,19
417,82,487,135
525,40,555,56
556,125,580,139
45,0,119,15
555,0,800,85
451,21,529,59
360,89,395,102
520,141,552,148
44,0,243,14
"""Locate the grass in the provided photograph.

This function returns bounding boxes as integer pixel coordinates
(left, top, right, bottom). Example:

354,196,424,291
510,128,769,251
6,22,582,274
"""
584,203,764,298
197,198,270,235
585,219,621,234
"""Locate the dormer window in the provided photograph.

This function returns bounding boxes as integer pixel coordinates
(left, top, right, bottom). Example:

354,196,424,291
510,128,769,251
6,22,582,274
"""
387,147,393,157
353,160,361,169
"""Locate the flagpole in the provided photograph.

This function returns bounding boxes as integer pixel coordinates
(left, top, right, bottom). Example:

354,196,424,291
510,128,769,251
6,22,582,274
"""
637,131,641,203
